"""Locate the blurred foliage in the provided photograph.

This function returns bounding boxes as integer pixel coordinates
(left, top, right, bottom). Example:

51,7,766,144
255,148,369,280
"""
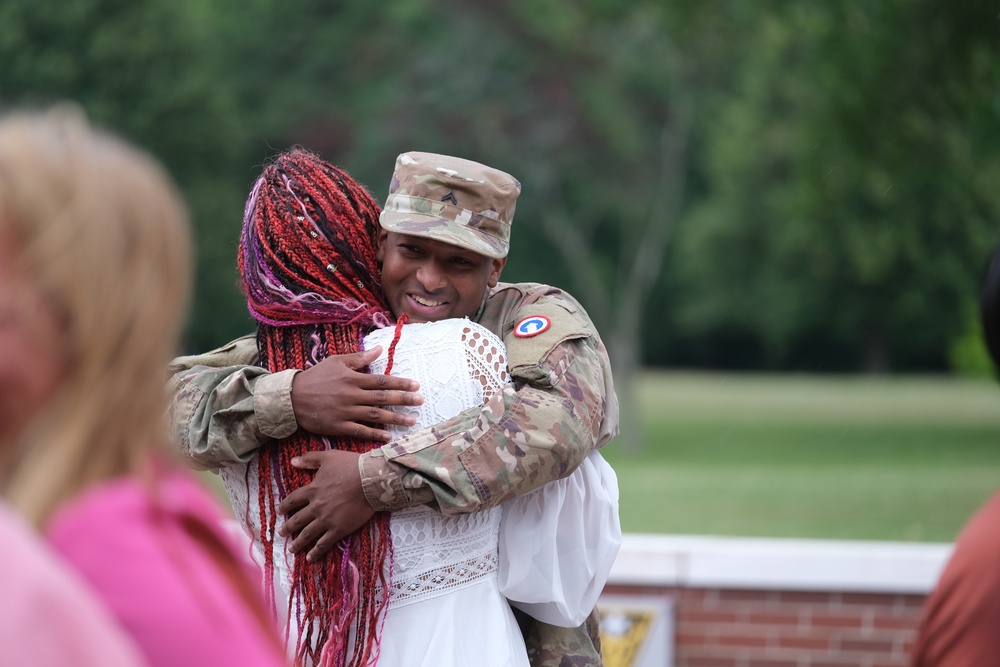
2,0,998,377
949,300,996,378
0,0,254,347
670,1,1000,372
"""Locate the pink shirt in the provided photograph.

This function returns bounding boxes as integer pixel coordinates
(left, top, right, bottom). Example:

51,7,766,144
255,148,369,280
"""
0,501,146,667
47,470,288,667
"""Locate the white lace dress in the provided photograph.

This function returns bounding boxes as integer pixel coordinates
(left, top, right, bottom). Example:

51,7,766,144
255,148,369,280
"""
365,319,528,667
220,318,529,667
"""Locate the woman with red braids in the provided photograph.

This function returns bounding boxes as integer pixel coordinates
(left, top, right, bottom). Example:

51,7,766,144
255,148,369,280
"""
228,148,529,666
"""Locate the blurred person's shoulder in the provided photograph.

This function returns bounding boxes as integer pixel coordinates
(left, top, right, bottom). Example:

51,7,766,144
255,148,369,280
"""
912,490,1000,666
0,501,147,666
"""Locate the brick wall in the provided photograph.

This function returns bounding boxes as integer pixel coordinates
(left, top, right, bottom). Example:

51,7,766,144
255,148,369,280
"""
599,535,950,667
602,583,924,667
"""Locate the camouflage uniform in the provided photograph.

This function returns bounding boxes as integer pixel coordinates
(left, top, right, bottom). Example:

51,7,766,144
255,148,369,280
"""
168,152,619,667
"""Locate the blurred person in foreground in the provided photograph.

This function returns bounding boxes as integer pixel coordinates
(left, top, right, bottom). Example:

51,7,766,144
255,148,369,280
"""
170,151,619,666
910,243,1000,666
0,488,146,665
0,108,288,667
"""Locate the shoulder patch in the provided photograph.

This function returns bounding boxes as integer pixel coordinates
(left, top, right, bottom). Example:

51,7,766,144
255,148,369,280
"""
504,300,595,382
513,315,551,338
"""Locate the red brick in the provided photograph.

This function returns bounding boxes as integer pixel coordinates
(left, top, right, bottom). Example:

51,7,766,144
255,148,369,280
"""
685,657,737,667
676,619,729,634
675,631,709,647
872,614,922,630
715,632,769,648
746,659,798,667
685,609,742,624
745,610,801,627
892,594,929,611
838,592,899,606
775,633,829,650
675,617,710,630
678,587,718,602
838,636,896,653
810,612,865,629
776,590,837,605
602,583,675,598
717,589,777,603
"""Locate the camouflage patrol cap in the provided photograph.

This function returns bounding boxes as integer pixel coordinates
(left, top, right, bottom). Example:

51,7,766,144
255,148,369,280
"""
380,151,520,259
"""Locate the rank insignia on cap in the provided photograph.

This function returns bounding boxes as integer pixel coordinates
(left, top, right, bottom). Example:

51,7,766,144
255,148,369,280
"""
513,315,551,338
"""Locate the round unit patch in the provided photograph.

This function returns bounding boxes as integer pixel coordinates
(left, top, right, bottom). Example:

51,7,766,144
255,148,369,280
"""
513,315,551,338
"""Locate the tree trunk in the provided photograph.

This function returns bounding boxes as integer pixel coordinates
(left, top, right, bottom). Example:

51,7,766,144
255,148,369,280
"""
864,326,890,374
606,296,645,452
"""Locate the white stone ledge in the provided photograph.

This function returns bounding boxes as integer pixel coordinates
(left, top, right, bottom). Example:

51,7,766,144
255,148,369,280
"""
607,533,954,594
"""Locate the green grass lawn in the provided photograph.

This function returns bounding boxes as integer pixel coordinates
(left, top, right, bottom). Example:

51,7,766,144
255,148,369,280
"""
601,372,1000,543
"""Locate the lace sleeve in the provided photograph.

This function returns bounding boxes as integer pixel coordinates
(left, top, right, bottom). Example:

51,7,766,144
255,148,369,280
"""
459,323,508,400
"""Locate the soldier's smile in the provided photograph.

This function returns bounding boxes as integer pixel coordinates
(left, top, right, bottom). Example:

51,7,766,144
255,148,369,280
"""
404,292,450,320
376,230,506,323
410,293,445,308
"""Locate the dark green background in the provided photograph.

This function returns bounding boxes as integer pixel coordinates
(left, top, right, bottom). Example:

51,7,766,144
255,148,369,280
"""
3,0,998,376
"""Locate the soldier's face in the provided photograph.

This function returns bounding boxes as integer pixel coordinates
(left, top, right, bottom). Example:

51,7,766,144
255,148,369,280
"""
376,230,506,323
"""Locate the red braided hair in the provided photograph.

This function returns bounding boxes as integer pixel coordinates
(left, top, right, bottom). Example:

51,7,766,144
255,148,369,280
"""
238,149,392,666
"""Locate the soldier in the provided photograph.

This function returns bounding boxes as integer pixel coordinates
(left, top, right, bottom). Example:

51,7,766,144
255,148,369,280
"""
170,151,618,666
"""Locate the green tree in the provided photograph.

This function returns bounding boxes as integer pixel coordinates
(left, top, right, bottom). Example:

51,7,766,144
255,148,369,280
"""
0,0,252,351
673,1,1000,371
14,0,994,385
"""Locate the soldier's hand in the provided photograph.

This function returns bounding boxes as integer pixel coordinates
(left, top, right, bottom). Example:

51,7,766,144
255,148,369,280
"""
276,450,375,561
291,346,422,441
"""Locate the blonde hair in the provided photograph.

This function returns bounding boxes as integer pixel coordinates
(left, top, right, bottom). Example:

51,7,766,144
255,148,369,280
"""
0,107,192,526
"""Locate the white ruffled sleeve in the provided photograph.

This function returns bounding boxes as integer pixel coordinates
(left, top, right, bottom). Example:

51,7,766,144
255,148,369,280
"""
497,450,622,627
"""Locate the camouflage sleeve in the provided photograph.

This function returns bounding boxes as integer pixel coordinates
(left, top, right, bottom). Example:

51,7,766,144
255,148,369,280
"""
166,335,300,471
358,300,617,514
514,607,603,667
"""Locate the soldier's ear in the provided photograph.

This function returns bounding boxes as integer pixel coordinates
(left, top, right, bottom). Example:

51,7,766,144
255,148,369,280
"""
488,257,507,288
375,229,389,264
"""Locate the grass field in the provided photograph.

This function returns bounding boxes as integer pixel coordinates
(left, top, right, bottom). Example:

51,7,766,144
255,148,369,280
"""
600,372,1000,543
